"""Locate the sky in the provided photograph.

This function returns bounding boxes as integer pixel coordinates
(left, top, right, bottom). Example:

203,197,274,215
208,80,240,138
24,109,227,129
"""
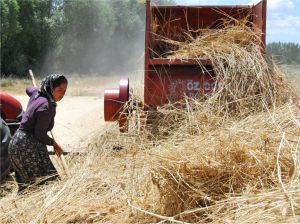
175,0,300,44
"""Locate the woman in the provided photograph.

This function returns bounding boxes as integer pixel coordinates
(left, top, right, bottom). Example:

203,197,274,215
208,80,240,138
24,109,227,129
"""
9,74,68,191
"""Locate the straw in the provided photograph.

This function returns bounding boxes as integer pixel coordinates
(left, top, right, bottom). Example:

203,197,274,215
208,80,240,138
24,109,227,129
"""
1,13,299,224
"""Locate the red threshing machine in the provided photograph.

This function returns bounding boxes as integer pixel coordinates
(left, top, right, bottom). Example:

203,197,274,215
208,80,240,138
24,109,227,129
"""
0,92,23,179
104,0,267,132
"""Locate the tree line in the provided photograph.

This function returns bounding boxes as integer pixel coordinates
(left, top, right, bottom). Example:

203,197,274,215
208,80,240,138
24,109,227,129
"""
1,0,174,77
1,0,299,78
267,42,300,64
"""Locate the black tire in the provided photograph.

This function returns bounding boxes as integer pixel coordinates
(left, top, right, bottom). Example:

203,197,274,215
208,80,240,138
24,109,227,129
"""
1,118,11,182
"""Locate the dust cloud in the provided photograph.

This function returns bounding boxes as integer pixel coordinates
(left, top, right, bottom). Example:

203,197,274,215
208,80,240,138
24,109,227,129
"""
41,2,146,80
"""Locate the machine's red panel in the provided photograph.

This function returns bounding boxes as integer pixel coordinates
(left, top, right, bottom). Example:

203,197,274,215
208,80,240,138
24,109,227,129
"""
253,0,267,48
0,92,23,120
151,6,252,41
145,64,215,107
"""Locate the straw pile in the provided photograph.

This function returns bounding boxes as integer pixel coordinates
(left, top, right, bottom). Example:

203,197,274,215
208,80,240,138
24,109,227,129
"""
1,100,299,223
148,103,300,222
1,16,300,223
152,18,294,117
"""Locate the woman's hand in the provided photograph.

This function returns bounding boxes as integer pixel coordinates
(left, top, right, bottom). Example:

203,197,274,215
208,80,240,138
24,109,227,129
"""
53,142,64,156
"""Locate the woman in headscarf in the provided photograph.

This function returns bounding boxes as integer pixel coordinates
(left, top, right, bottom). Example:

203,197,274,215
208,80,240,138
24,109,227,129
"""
8,74,68,192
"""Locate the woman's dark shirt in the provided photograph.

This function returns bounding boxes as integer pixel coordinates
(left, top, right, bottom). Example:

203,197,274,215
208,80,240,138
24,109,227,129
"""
18,87,55,145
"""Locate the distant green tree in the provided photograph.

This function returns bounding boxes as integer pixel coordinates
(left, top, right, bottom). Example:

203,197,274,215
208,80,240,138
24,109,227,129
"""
1,0,176,76
42,3,65,73
56,0,116,73
16,0,54,75
267,42,300,64
0,0,23,75
1,0,55,76
0,0,21,47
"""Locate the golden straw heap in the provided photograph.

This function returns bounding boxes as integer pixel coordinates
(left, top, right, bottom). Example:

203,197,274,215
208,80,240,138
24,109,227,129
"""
1,1,300,223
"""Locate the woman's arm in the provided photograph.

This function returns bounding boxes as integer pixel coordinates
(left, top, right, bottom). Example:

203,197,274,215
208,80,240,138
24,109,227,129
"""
34,105,64,155
34,106,55,146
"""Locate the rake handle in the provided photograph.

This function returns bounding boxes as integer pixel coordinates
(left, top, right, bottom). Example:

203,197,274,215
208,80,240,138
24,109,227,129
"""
50,131,70,177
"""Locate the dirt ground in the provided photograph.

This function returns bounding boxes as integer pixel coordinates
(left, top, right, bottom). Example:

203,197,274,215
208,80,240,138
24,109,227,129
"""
14,95,104,151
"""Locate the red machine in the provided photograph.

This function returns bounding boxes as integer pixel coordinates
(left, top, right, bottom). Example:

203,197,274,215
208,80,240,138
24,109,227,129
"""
0,92,23,120
0,92,23,180
104,0,267,131
0,91,23,134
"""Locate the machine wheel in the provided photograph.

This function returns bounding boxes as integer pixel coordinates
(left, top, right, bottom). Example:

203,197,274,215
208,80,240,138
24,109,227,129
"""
0,118,12,181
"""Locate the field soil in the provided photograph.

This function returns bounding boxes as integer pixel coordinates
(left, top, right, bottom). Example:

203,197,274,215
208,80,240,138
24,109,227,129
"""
14,95,104,151
282,64,300,94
